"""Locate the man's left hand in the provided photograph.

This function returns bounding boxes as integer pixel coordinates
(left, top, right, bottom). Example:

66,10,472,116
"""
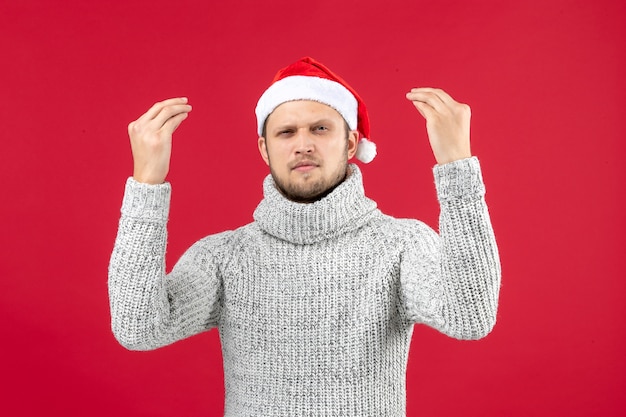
406,88,472,165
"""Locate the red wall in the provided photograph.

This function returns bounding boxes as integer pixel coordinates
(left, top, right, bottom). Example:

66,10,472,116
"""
1,1,624,416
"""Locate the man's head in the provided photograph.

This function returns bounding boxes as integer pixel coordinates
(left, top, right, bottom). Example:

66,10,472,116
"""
258,100,358,203
255,57,376,203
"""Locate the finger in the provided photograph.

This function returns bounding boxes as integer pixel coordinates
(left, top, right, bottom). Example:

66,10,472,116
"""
150,103,192,129
407,88,464,116
160,111,190,136
414,87,456,103
406,89,447,113
410,100,435,120
138,97,189,123
408,87,456,106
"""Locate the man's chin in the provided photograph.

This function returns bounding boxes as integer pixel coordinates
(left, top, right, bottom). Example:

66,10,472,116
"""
271,167,347,203
273,180,326,204
285,187,325,203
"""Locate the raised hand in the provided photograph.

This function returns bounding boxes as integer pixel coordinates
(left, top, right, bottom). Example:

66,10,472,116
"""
128,97,192,184
406,88,471,165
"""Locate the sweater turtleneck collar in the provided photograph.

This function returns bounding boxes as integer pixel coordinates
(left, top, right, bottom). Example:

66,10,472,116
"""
253,164,379,245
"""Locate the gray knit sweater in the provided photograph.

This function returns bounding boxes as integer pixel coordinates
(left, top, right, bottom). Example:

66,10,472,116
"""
108,157,500,416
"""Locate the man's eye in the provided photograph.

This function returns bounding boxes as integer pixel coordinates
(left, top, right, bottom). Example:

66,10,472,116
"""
314,126,328,131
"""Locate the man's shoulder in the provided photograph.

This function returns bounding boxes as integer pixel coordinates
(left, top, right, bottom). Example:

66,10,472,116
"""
369,212,436,240
183,222,262,267
195,221,260,246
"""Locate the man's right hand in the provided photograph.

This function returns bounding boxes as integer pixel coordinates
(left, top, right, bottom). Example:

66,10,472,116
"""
128,97,192,184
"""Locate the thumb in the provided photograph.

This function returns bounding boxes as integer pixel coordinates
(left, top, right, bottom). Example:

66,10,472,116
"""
407,97,429,120
161,111,190,136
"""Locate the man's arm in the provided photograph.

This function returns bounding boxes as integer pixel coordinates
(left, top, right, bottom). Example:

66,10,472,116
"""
401,88,501,339
108,98,222,350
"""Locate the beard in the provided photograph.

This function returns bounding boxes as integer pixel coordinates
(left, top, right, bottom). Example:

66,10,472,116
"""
269,153,349,204
270,163,348,203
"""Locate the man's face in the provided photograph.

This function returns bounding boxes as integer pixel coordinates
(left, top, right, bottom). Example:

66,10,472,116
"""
258,100,358,203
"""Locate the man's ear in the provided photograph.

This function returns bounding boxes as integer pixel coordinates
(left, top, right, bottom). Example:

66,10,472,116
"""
347,130,359,160
258,136,270,166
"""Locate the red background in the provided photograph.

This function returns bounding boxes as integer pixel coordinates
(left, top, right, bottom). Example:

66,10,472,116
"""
1,1,624,416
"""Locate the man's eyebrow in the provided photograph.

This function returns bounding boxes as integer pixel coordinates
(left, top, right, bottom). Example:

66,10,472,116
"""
272,118,337,131
271,123,296,132
310,118,338,126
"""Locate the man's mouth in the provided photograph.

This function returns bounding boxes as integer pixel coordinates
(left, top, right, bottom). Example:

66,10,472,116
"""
292,160,319,171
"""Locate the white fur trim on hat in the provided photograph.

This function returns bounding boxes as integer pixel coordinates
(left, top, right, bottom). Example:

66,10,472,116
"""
355,138,377,164
255,75,358,135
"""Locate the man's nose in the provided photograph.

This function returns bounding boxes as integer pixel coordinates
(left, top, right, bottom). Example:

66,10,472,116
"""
294,129,314,154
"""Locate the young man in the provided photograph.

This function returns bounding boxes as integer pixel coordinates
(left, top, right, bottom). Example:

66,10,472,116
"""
109,57,501,416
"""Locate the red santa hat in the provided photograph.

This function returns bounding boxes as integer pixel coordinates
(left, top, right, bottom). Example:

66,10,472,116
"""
255,56,377,163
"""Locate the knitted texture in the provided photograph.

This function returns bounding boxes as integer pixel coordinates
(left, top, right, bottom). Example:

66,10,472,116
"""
108,157,501,416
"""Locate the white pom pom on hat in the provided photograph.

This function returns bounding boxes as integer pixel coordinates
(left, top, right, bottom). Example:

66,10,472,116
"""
255,56,377,164
355,137,377,163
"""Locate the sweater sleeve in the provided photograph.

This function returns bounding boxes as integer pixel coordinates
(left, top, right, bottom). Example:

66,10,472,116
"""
400,157,501,340
108,178,223,351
